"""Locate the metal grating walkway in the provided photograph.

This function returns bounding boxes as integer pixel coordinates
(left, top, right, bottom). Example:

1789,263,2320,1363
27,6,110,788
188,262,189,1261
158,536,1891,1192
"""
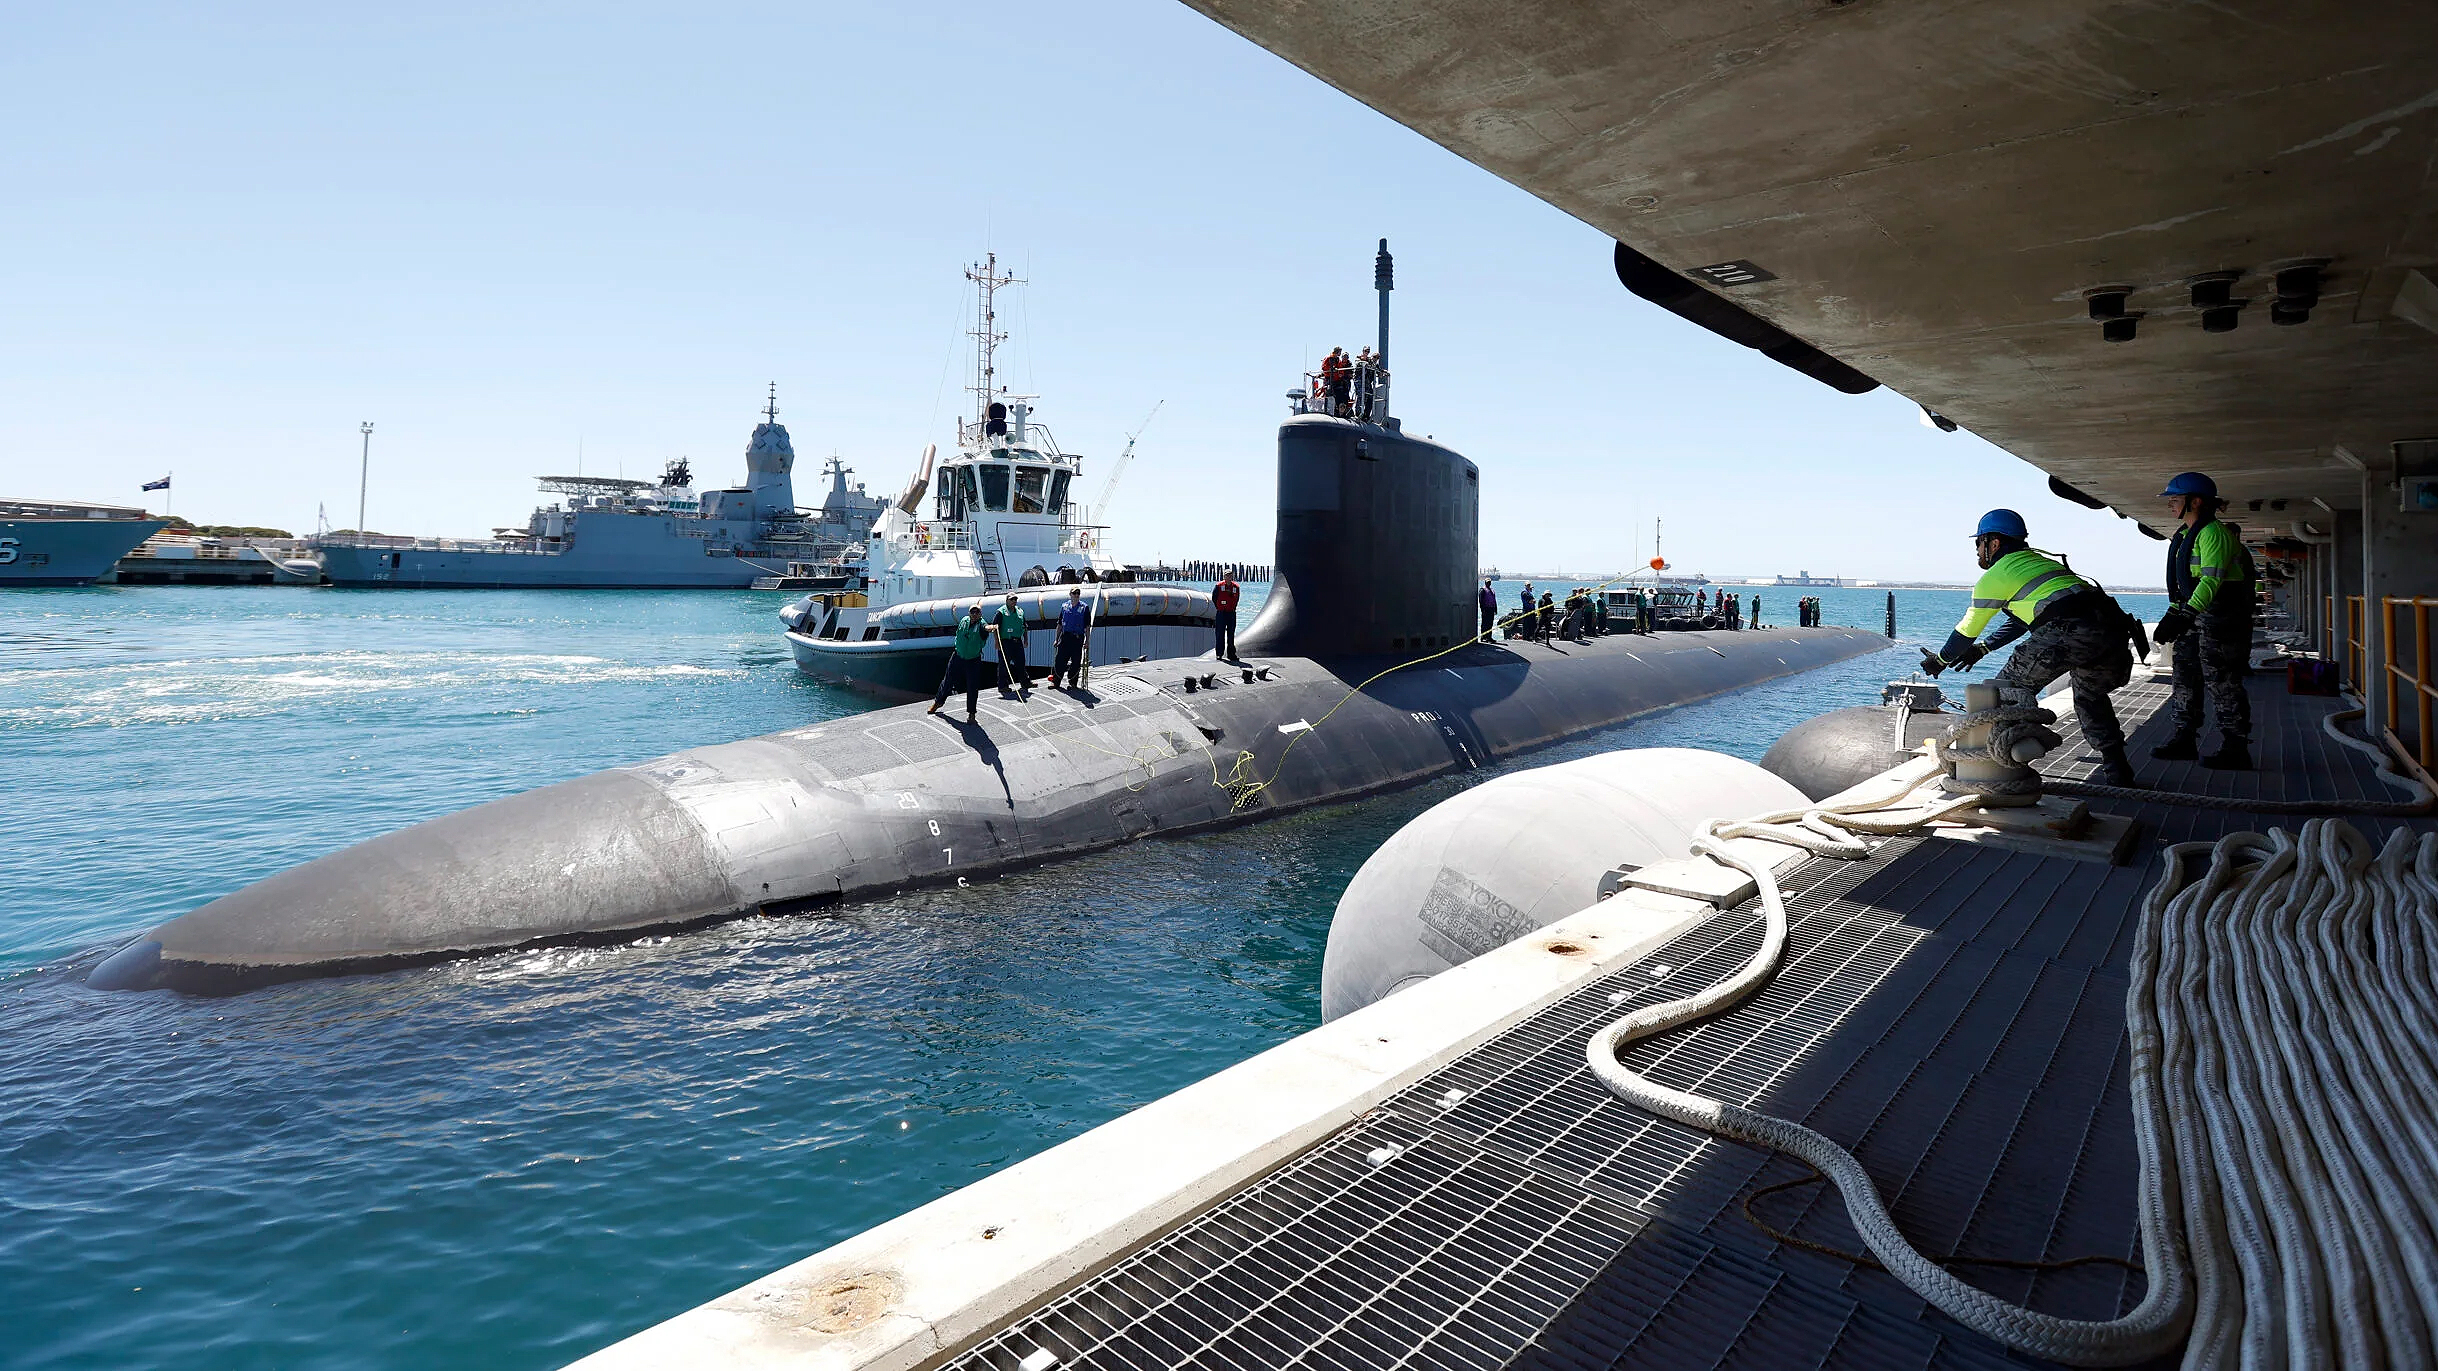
943,679,2430,1371
947,842,2141,1370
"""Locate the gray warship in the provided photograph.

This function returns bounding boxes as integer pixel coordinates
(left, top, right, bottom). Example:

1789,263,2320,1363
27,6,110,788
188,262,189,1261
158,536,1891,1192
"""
313,393,887,589
0,497,170,587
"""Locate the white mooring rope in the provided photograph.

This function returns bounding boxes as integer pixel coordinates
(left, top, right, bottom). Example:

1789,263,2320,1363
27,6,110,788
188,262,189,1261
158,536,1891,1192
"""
1587,789,2438,1365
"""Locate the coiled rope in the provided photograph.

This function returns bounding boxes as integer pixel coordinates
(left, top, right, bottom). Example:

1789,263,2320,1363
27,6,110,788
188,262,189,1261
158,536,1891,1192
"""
1584,774,2194,1365
1588,763,2438,1362
1934,701,2062,800
2143,821,2438,1366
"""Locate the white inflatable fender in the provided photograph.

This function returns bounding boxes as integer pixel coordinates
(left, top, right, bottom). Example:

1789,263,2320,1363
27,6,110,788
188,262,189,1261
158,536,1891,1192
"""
1319,747,1808,1022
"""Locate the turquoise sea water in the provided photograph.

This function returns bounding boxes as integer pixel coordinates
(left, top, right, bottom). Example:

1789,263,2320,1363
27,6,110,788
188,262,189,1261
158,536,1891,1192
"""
3,582,2161,1369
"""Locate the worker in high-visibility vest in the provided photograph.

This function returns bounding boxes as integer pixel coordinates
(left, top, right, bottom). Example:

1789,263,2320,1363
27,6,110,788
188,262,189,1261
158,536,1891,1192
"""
1921,509,2141,786
2151,471,2256,770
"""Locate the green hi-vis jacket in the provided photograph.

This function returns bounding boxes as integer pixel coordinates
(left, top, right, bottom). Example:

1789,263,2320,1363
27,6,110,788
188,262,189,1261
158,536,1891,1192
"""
953,617,989,659
1954,549,2097,640
994,607,1027,644
2167,517,2254,615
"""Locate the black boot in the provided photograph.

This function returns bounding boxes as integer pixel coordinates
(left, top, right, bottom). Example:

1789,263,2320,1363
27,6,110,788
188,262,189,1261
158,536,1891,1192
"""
2150,734,2199,761
2097,746,2138,788
2201,738,2252,771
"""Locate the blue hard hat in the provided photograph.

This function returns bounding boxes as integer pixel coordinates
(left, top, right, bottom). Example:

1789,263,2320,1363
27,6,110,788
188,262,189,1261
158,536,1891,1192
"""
2160,472,2218,498
1974,509,2028,540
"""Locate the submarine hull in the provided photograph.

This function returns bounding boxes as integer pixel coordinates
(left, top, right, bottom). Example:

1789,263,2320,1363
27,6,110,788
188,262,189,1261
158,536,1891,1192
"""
90,626,1891,992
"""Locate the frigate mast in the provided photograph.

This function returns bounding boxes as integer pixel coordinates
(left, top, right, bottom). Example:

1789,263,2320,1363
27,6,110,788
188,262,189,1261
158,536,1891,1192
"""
965,254,1023,427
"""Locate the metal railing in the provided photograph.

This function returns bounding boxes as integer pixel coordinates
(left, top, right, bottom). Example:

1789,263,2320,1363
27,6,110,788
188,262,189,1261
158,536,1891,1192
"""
890,520,1110,557
892,521,977,551
2330,594,2368,691
954,418,1069,457
1291,362,1387,421
2384,595,2438,772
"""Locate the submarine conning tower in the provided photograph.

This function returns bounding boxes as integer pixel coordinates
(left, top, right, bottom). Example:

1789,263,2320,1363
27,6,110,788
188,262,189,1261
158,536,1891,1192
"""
1237,240,1480,659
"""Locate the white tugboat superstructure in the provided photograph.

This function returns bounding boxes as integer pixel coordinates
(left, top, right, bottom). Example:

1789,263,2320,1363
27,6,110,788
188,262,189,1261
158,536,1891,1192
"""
782,258,1214,699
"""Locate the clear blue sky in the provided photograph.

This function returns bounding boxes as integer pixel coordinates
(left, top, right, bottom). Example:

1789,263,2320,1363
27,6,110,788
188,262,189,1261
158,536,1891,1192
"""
0,1,2169,585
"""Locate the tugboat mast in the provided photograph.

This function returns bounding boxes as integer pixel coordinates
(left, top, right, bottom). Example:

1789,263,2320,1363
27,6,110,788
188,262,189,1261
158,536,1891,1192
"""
965,254,1023,425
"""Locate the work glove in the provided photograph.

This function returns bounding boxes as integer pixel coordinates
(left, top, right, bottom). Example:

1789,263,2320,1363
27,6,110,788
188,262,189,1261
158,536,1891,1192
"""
1948,640,1986,671
1918,647,1946,678
2154,605,2195,644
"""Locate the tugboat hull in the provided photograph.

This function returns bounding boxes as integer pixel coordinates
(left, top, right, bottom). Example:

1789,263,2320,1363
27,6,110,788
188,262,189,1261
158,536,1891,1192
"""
785,585,1220,701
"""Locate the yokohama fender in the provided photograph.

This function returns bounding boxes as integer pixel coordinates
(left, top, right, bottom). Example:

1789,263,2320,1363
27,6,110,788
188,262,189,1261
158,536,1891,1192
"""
1319,747,1807,1021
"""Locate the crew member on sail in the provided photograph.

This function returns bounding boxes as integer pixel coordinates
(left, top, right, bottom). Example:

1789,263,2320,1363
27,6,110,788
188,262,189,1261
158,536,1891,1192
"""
2151,471,2256,770
1920,509,2141,787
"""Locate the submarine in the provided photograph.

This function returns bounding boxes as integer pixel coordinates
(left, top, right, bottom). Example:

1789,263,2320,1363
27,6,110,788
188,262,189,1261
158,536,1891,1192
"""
89,243,1892,994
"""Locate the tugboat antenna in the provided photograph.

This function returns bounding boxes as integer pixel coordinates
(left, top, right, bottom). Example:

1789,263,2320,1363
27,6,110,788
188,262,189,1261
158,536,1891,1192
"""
965,253,1024,426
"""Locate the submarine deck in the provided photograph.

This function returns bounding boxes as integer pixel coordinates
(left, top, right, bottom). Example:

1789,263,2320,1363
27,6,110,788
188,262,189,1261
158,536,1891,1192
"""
571,675,2432,1371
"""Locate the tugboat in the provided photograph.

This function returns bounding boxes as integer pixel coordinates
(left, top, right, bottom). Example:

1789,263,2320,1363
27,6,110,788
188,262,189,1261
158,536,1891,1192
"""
781,257,1215,699
312,392,887,588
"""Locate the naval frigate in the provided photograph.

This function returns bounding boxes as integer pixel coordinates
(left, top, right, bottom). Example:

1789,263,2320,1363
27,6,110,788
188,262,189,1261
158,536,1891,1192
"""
313,393,887,588
0,497,171,587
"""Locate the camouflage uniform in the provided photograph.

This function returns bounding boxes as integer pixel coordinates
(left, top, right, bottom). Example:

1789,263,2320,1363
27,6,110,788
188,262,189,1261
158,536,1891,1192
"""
1993,611,2133,751
2169,614,2252,743
2163,515,2254,744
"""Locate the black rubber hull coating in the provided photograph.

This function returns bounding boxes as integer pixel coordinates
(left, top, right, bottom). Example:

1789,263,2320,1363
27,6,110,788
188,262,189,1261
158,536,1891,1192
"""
1759,703,1956,801
1236,417,1477,660
88,628,1891,993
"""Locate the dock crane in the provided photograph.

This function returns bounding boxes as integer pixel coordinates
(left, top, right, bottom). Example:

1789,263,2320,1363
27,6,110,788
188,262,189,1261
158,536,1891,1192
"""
1092,401,1163,524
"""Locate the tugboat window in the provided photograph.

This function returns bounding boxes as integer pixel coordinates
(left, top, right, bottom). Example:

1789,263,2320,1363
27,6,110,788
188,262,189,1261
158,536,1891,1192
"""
979,464,1011,511
1013,467,1047,514
941,466,975,521
1047,470,1071,514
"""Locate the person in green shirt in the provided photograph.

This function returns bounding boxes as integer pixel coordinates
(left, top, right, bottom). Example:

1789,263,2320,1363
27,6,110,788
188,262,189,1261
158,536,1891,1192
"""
991,594,1031,701
2151,472,2255,769
1921,509,2140,786
927,604,991,722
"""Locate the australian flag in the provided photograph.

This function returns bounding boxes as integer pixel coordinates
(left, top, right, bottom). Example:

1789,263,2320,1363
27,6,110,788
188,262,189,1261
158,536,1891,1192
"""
141,475,170,492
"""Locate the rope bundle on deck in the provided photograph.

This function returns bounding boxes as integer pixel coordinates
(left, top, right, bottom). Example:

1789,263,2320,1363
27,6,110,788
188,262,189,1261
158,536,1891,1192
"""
2145,821,2438,1367
1587,780,2438,1365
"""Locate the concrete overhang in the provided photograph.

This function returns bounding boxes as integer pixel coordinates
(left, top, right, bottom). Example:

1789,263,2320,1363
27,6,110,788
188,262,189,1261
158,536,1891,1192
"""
1181,0,2438,521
